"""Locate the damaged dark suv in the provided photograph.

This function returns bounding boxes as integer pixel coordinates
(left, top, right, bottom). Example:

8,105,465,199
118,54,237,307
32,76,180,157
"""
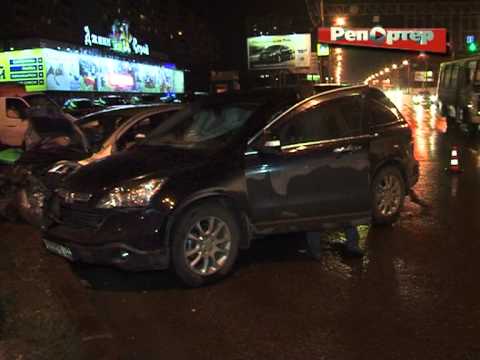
42,86,419,286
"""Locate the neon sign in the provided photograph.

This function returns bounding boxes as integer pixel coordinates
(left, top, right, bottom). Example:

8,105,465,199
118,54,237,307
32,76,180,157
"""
84,20,150,56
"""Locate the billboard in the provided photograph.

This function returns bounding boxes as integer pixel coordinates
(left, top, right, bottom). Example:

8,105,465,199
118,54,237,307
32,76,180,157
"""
414,71,434,82
247,34,311,70
0,48,184,94
318,27,447,53
0,49,47,92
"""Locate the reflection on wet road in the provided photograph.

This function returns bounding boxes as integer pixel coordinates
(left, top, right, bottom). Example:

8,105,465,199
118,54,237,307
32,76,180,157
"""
11,96,480,359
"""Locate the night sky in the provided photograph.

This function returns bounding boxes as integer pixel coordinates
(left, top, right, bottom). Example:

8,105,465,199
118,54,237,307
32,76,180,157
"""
200,0,451,83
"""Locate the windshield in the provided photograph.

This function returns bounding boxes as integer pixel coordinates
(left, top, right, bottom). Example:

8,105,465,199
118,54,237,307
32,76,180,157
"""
77,109,141,148
145,103,257,148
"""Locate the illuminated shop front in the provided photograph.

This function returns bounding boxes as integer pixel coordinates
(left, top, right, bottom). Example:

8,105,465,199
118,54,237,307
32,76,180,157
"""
0,47,184,95
0,21,184,98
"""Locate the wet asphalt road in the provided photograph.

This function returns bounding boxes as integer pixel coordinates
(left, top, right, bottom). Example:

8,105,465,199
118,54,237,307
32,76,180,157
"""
4,95,480,359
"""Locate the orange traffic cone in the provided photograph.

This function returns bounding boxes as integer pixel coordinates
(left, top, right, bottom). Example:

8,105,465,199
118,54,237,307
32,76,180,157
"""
446,146,463,174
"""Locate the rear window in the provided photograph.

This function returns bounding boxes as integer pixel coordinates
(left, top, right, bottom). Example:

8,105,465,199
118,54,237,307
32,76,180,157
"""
368,100,400,127
367,88,403,118
78,109,143,146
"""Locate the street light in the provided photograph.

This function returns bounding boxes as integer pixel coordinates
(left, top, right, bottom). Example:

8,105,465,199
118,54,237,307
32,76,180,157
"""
385,67,390,73
334,16,347,26
392,64,398,70
402,59,409,66
380,70,384,75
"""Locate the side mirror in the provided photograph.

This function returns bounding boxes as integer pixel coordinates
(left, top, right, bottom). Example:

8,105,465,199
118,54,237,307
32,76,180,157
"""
135,133,146,141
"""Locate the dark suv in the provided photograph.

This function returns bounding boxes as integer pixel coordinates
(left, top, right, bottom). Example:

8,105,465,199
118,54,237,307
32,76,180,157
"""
43,86,419,286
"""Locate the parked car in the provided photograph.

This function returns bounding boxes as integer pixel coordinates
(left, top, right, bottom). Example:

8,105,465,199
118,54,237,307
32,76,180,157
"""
42,86,419,287
437,56,480,133
0,93,59,147
14,104,182,226
63,98,103,117
259,45,295,64
94,95,127,107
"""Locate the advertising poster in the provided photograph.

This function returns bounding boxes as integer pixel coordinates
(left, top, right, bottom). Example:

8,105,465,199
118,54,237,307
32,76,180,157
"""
0,48,184,94
247,34,311,70
43,49,184,93
0,49,47,92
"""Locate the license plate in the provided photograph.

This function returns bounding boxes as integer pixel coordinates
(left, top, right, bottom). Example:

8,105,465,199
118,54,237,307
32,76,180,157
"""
43,239,73,261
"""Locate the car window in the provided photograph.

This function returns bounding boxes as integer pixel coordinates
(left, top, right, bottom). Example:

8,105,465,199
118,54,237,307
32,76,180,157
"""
439,67,446,86
368,99,401,127
273,96,364,146
466,61,477,85
6,98,28,118
79,113,133,149
367,88,403,119
475,63,480,83
444,65,452,88
116,110,178,151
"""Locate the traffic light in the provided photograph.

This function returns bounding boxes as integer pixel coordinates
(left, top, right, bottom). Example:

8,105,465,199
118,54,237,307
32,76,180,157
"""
466,35,478,53
468,41,478,53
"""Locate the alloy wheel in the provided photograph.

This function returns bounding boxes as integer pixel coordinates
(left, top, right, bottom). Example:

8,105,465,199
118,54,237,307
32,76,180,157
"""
375,174,402,217
184,216,232,276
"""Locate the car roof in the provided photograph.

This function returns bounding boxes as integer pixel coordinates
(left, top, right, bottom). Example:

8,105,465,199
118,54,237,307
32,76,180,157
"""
77,104,181,124
193,85,370,108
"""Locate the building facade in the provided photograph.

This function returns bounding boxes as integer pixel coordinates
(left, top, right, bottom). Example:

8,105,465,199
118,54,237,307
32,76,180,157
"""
2,0,222,91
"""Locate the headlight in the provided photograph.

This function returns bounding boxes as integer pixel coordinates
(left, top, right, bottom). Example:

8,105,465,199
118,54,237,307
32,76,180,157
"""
96,178,166,209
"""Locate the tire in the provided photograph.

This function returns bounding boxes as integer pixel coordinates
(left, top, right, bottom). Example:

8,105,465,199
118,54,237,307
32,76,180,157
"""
170,201,240,287
372,166,406,225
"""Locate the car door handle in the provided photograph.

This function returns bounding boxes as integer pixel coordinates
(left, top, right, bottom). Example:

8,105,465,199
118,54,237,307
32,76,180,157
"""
333,144,363,154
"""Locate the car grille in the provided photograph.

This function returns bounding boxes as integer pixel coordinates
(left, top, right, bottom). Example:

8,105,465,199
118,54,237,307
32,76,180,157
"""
60,205,105,228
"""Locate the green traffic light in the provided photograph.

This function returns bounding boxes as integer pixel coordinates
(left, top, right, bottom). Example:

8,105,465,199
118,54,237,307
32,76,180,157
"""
468,42,478,52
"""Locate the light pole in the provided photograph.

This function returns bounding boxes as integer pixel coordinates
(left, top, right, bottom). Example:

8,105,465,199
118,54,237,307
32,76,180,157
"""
402,59,410,94
332,17,347,84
